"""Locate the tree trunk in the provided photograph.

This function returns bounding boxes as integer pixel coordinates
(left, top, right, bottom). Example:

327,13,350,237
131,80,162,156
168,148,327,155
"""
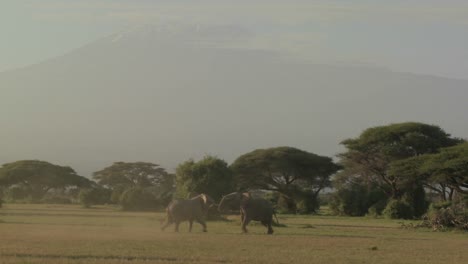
448,188,455,201
279,194,296,213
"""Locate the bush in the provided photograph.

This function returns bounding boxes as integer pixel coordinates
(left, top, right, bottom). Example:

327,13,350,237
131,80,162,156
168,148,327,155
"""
429,201,452,210
79,188,111,208
330,183,387,216
5,186,30,202
119,187,158,211
422,202,468,231
295,192,320,214
41,196,72,204
110,186,126,204
383,199,414,219
404,185,429,218
276,194,297,214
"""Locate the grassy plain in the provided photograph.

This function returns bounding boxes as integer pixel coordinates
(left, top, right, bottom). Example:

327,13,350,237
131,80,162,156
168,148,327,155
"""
0,203,466,264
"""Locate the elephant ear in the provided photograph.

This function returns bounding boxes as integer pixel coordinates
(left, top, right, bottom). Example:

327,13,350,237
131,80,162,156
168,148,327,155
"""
241,192,251,205
200,194,214,211
200,194,208,204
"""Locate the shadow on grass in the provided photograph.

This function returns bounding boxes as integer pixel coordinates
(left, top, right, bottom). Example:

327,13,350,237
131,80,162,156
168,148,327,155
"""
0,253,230,263
0,212,146,218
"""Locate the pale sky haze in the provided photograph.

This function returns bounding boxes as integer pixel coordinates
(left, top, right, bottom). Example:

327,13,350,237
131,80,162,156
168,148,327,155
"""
2,0,468,79
1,0,468,176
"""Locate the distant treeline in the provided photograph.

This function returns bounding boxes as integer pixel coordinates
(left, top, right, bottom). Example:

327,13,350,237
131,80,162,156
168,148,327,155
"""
1,122,467,223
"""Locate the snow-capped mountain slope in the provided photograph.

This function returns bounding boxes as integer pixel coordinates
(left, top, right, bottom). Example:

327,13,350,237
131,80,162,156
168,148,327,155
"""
1,24,467,175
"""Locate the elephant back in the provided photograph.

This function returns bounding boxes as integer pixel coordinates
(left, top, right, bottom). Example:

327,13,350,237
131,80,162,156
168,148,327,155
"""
167,198,203,221
243,197,275,221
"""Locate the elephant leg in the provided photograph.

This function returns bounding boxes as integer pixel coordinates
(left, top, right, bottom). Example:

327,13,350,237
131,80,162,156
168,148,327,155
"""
196,218,207,232
189,219,194,232
261,220,274,234
242,216,251,233
174,221,180,232
161,219,173,231
267,221,274,235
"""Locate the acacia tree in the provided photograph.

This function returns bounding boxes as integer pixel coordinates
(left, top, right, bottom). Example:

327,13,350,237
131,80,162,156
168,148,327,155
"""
93,162,171,189
93,162,174,208
339,122,461,200
176,156,234,201
390,142,468,201
0,160,92,201
231,146,340,213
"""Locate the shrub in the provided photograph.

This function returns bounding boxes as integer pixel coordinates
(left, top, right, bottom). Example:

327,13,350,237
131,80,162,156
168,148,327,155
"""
276,194,296,214
383,199,414,219
330,184,369,216
119,187,158,211
429,201,452,211
366,206,379,218
422,202,468,231
5,186,30,202
79,188,111,208
295,192,320,214
110,186,126,204
41,196,72,204
404,185,429,218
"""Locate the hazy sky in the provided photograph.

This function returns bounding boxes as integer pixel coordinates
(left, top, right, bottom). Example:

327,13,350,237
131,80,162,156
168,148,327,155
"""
1,1,468,176
2,0,468,79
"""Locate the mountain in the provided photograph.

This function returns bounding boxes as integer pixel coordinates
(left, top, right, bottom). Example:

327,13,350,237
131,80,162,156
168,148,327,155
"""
1,24,467,176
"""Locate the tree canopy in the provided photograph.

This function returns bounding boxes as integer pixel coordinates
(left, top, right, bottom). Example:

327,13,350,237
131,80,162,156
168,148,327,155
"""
93,162,170,189
231,146,340,212
390,142,468,199
0,160,92,201
92,162,174,210
176,156,234,200
339,122,462,199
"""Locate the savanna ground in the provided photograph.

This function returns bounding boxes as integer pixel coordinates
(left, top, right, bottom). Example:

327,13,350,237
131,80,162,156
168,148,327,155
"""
0,204,466,264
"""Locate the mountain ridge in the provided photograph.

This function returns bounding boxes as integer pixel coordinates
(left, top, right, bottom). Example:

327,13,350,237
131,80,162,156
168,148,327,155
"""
1,24,467,176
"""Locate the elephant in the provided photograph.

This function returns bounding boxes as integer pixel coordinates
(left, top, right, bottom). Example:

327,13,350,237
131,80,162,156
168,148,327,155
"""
218,192,278,234
161,193,214,232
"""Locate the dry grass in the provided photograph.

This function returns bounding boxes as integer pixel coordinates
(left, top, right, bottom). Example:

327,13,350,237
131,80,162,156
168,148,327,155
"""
0,204,467,264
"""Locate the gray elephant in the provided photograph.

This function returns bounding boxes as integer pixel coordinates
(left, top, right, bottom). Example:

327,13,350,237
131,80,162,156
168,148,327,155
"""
161,194,214,232
218,192,278,234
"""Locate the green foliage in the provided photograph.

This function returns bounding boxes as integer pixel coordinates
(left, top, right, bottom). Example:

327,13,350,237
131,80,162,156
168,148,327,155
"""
93,162,174,209
41,196,72,204
330,181,387,217
423,202,468,231
276,194,296,214
429,201,452,210
342,122,460,158
318,192,333,206
366,206,380,218
93,162,170,189
383,199,414,219
403,185,429,218
330,184,368,216
419,142,468,196
110,185,127,204
340,122,460,200
4,186,30,202
176,156,233,201
79,188,111,208
119,187,158,211
295,191,320,214
231,146,340,213
0,160,92,202
337,122,462,218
